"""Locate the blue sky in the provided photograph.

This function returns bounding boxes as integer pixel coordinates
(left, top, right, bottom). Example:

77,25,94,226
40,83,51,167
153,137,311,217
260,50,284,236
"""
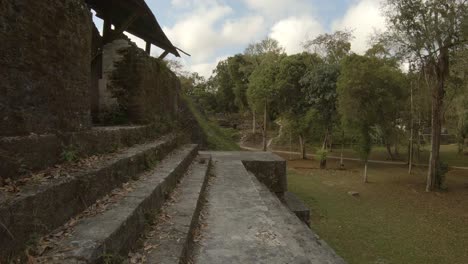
94,0,386,77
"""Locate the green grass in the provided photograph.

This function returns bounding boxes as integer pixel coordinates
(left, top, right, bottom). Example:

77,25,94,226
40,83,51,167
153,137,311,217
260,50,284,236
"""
334,144,468,167
266,141,468,167
183,95,240,151
286,158,468,264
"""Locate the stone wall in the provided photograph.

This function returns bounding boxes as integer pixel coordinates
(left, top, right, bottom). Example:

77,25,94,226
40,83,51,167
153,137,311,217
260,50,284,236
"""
0,0,92,136
106,41,180,125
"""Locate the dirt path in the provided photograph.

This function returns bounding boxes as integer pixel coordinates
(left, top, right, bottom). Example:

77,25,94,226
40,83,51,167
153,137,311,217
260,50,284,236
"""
240,145,468,170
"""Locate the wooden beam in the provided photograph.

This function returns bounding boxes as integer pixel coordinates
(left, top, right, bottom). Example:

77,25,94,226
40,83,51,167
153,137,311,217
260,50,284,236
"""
145,41,151,55
158,50,170,60
113,11,139,37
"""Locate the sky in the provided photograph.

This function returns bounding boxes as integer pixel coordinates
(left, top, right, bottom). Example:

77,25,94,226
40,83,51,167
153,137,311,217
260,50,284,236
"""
93,0,387,78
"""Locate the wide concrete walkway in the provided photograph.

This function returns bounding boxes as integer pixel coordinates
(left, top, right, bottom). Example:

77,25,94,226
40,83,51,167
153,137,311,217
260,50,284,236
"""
195,152,346,264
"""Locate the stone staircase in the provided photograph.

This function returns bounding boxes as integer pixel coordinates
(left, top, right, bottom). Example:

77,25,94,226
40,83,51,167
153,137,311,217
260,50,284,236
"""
1,140,345,263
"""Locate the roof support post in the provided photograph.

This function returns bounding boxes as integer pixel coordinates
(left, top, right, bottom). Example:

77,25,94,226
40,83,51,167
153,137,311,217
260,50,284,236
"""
145,41,151,55
158,50,170,60
102,16,112,44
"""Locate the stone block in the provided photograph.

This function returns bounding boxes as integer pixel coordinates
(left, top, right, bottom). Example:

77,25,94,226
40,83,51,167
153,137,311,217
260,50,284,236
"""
0,0,92,136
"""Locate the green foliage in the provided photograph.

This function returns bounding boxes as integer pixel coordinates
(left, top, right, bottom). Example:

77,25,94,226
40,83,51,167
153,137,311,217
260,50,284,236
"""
338,54,406,161
300,63,340,125
247,53,283,112
211,60,238,113
228,55,253,112
276,53,322,115
244,37,285,56
316,149,328,161
183,94,240,151
180,72,217,113
282,109,318,139
61,144,79,162
303,30,354,64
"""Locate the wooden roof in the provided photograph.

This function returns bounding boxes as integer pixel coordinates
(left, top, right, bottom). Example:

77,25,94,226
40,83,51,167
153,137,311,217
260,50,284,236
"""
86,0,180,57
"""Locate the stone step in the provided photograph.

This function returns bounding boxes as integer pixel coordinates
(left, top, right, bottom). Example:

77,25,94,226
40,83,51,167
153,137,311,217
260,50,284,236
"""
37,144,199,263
249,173,346,264
0,134,181,262
193,157,346,264
283,191,311,227
127,154,211,264
1,124,169,181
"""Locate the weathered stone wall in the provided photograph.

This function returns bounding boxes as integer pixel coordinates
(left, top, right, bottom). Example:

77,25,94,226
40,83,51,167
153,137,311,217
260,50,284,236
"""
0,124,170,180
0,0,92,136
107,42,180,125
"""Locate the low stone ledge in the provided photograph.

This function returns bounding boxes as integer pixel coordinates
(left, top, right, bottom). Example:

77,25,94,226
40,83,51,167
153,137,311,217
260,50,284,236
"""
283,191,311,227
199,151,287,195
0,124,169,181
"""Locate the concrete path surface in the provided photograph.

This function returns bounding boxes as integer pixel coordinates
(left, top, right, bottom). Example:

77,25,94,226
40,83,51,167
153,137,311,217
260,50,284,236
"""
194,152,346,264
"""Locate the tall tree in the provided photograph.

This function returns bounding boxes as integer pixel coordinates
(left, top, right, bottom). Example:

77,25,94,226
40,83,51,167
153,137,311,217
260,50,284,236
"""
226,55,252,113
211,60,237,113
245,37,285,57
276,53,322,158
245,38,285,135
338,54,406,183
303,30,354,64
300,63,340,152
384,0,468,191
247,54,283,151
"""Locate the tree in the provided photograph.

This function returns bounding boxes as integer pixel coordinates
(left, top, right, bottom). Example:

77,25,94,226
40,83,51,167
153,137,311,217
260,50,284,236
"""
245,37,285,57
446,47,468,154
300,63,340,152
247,54,283,151
303,30,354,64
227,55,252,113
245,38,286,135
338,54,406,183
384,0,468,191
211,60,237,113
275,53,322,159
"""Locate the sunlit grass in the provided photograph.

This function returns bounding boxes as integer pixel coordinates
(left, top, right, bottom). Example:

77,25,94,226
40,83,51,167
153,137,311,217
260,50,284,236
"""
182,95,240,151
287,158,468,264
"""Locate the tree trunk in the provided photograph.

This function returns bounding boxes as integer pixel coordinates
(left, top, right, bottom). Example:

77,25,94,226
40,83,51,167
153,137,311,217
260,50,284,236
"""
322,128,329,150
385,143,395,161
363,160,369,183
262,101,267,152
299,134,306,160
252,110,256,134
417,114,422,162
426,52,448,192
409,81,414,174
394,136,400,157
340,130,345,169
426,87,443,191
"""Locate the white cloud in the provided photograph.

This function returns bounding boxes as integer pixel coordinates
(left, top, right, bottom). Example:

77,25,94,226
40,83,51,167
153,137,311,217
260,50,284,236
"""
162,1,267,77
243,0,313,19
222,16,266,44
163,4,232,63
269,16,325,54
332,0,387,54
189,55,229,78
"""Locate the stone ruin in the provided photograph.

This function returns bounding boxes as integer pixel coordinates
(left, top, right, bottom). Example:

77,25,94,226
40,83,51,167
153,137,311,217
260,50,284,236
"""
0,0,345,263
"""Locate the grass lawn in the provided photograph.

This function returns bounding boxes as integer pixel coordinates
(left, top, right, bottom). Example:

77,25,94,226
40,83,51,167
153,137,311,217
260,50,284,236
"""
183,95,240,151
284,154,468,264
335,144,468,167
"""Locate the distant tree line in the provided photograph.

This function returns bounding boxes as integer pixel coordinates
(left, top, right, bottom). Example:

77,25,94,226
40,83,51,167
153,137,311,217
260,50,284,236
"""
170,0,468,192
